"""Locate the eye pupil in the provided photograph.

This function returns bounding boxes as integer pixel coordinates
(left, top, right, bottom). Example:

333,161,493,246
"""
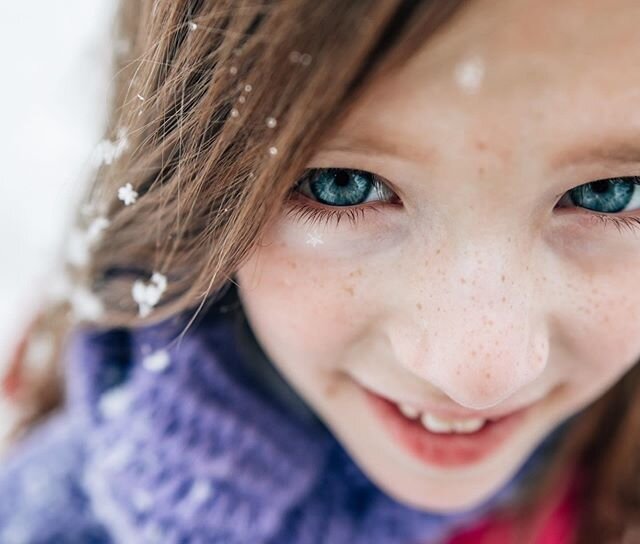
335,171,350,187
590,180,610,194
307,168,373,206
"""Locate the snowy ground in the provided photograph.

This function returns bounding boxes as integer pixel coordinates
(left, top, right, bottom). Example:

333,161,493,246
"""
0,1,116,363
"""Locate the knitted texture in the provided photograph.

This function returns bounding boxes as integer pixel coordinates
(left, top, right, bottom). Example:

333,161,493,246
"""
0,298,575,543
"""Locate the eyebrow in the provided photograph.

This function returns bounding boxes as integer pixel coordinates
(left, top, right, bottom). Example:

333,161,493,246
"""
550,138,640,170
322,132,640,171
320,132,437,163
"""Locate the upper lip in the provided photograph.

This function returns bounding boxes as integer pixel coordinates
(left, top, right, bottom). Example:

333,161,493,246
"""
369,388,537,421
413,403,528,422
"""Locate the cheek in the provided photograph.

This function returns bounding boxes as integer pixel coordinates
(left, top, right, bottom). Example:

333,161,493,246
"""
559,265,640,391
235,228,379,371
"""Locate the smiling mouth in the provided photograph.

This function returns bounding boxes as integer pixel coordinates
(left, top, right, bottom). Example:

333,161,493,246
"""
360,385,535,468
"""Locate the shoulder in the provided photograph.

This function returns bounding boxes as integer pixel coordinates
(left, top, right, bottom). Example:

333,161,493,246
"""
0,408,112,542
59,307,337,542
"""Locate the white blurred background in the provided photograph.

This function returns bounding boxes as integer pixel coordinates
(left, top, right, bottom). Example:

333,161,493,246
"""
0,1,116,361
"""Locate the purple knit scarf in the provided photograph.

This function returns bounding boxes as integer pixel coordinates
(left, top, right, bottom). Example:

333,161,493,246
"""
0,289,574,543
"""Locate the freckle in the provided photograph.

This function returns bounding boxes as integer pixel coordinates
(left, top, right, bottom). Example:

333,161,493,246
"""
460,277,466,284
424,259,429,266
501,296,506,302
323,374,343,398
478,166,485,175
471,350,477,357
485,371,492,379
475,139,487,151
343,285,354,296
416,303,422,310
290,261,297,269
436,248,441,255
501,274,506,283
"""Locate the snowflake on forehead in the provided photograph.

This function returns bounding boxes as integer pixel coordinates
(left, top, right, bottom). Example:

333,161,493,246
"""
118,183,138,206
132,271,168,317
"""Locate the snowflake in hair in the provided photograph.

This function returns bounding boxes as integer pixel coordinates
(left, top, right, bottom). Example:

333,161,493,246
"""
118,183,138,206
132,272,167,317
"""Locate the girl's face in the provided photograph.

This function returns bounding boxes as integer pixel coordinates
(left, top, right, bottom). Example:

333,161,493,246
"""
236,0,640,512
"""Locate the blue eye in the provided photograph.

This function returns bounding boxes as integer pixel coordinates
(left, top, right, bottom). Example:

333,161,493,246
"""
556,176,640,234
286,167,399,228
567,177,640,213
295,168,395,207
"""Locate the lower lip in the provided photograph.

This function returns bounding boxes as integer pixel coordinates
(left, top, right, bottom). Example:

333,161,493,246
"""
362,388,531,468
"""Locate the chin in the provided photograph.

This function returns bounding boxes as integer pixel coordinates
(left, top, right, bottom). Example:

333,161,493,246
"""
376,472,511,514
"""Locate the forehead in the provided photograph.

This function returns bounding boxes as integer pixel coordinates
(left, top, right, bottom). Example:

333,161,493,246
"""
326,0,640,168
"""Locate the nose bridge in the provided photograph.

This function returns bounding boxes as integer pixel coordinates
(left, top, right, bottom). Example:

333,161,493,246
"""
402,237,548,410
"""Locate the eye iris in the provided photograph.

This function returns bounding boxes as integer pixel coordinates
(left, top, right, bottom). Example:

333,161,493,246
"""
309,169,372,206
569,179,635,213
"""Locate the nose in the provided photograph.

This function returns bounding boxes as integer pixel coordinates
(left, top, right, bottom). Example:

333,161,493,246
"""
393,244,549,410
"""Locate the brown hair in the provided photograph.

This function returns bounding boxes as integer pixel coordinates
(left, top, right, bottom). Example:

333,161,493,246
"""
5,1,640,542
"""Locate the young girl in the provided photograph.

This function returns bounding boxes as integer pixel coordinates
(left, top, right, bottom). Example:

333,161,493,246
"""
3,0,640,542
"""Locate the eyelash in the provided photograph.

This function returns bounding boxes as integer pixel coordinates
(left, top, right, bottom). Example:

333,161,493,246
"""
285,169,640,233
285,170,391,228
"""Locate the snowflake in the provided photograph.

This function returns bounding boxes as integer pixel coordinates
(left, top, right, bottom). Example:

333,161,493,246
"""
92,127,129,166
86,216,110,243
98,385,133,420
288,51,312,66
70,286,104,320
305,231,324,247
142,349,171,373
186,478,213,505
188,21,198,31
118,183,138,206
132,271,168,317
454,55,485,93
66,217,110,267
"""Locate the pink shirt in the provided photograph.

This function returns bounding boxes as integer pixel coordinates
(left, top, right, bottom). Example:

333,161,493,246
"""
446,469,581,544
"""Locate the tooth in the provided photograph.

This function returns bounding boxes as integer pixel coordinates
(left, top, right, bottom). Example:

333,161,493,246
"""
452,418,485,433
421,413,454,433
398,402,420,419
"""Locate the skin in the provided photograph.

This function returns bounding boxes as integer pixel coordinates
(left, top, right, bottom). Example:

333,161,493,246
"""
235,0,640,512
